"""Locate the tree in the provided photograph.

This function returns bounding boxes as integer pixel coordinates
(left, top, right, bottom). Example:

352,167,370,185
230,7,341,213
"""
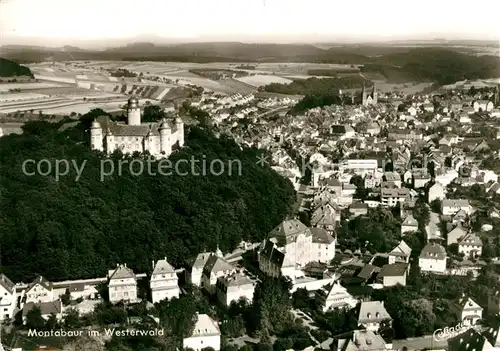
430,199,442,214
64,308,81,328
25,307,46,330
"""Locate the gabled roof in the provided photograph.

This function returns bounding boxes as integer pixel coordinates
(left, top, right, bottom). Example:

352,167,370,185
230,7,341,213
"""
190,313,220,337
0,274,15,294
419,243,446,260
311,227,335,244
152,258,176,276
203,255,234,275
108,264,136,280
358,301,392,324
401,214,418,227
458,233,483,247
22,300,62,316
26,276,52,293
389,240,412,257
459,297,483,312
269,219,309,238
378,263,408,278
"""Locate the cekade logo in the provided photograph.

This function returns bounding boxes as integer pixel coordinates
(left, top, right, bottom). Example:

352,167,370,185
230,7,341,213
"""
433,321,471,341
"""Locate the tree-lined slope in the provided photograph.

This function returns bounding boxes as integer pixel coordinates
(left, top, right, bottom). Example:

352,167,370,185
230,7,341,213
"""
0,119,295,282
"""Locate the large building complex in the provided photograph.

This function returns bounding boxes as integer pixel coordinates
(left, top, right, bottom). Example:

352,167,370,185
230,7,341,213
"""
90,97,184,157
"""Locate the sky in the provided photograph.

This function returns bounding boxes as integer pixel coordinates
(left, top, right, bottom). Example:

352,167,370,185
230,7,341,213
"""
1,0,499,47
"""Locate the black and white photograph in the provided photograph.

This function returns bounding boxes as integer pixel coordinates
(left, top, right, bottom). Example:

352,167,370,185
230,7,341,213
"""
0,0,499,350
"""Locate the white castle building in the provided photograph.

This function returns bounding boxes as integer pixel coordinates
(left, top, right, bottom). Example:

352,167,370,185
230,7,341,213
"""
90,97,184,157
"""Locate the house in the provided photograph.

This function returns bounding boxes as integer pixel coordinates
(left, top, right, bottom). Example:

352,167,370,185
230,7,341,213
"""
311,203,340,234
388,241,411,264
412,169,431,189
216,271,255,306
448,328,493,351
150,258,180,304
201,254,235,294
428,182,446,203
442,199,472,216
381,188,410,207
0,274,16,321
357,301,392,332
473,100,494,112
25,276,54,304
337,329,387,351
458,233,483,258
316,282,358,312
401,214,418,235
349,202,369,217
182,313,221,351
419,243,447,273
188,253,212,287
459,297,483,325
68,284,98,301
447,225,468,246
108,264,138,304
22,300,63,323
384,172,402,188
376,263,409,287
311,227,336,264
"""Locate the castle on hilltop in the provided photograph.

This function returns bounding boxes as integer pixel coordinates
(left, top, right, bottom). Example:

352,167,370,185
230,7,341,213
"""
362,82,378,106
90,97,184,157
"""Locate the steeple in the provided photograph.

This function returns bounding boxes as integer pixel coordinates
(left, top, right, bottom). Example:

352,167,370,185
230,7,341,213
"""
362,83,367,106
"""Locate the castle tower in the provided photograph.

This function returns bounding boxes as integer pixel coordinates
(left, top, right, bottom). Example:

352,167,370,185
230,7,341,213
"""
175,116,184,147
495,84,500,106
146,129,156,156
90,120,103,151
159,119,172,156
127,96,141,126
105,129,114,154
372,82,378,104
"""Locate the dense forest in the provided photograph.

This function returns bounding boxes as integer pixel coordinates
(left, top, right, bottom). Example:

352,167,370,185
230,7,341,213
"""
259,76,370,95
362,48,500,85
0,115,295,282
291,94,355,113
0,57,33,77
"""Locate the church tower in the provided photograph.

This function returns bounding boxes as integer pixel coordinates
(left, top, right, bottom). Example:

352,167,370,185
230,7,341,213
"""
372,83,378,104
127,96,141,125
90,120,103,151
361,83,367,106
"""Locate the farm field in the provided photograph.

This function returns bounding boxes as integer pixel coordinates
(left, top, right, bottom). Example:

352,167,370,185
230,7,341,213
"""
235,74,293,87
0,82,64,92
372,81,434,93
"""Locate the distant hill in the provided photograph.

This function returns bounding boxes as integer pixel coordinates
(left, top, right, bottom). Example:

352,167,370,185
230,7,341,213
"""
1,44,499,85
0,58,33,77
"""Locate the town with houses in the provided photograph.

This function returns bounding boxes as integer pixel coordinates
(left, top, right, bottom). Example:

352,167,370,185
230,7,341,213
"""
2,80,500,351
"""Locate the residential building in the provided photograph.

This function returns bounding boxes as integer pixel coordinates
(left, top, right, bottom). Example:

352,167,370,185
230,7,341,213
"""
316,282,358,312
216,271,255,307
337,330,387,351
108,264,138,304
447,225,468,246
150,258,180,304
201,254,235,294
428,182,446,203
473,100,494,112
188,252,212,287
401,214,418,235
0,274,16,321
459,297,483,325
25,276,54,304
182,313,221,351
68,284,98,301
442,199,472,216
418,243,447,273
388,241,411,264
357,301,392,332
458,233,483,258
311,227,336,264
381,188,410,207
376,263,409,287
